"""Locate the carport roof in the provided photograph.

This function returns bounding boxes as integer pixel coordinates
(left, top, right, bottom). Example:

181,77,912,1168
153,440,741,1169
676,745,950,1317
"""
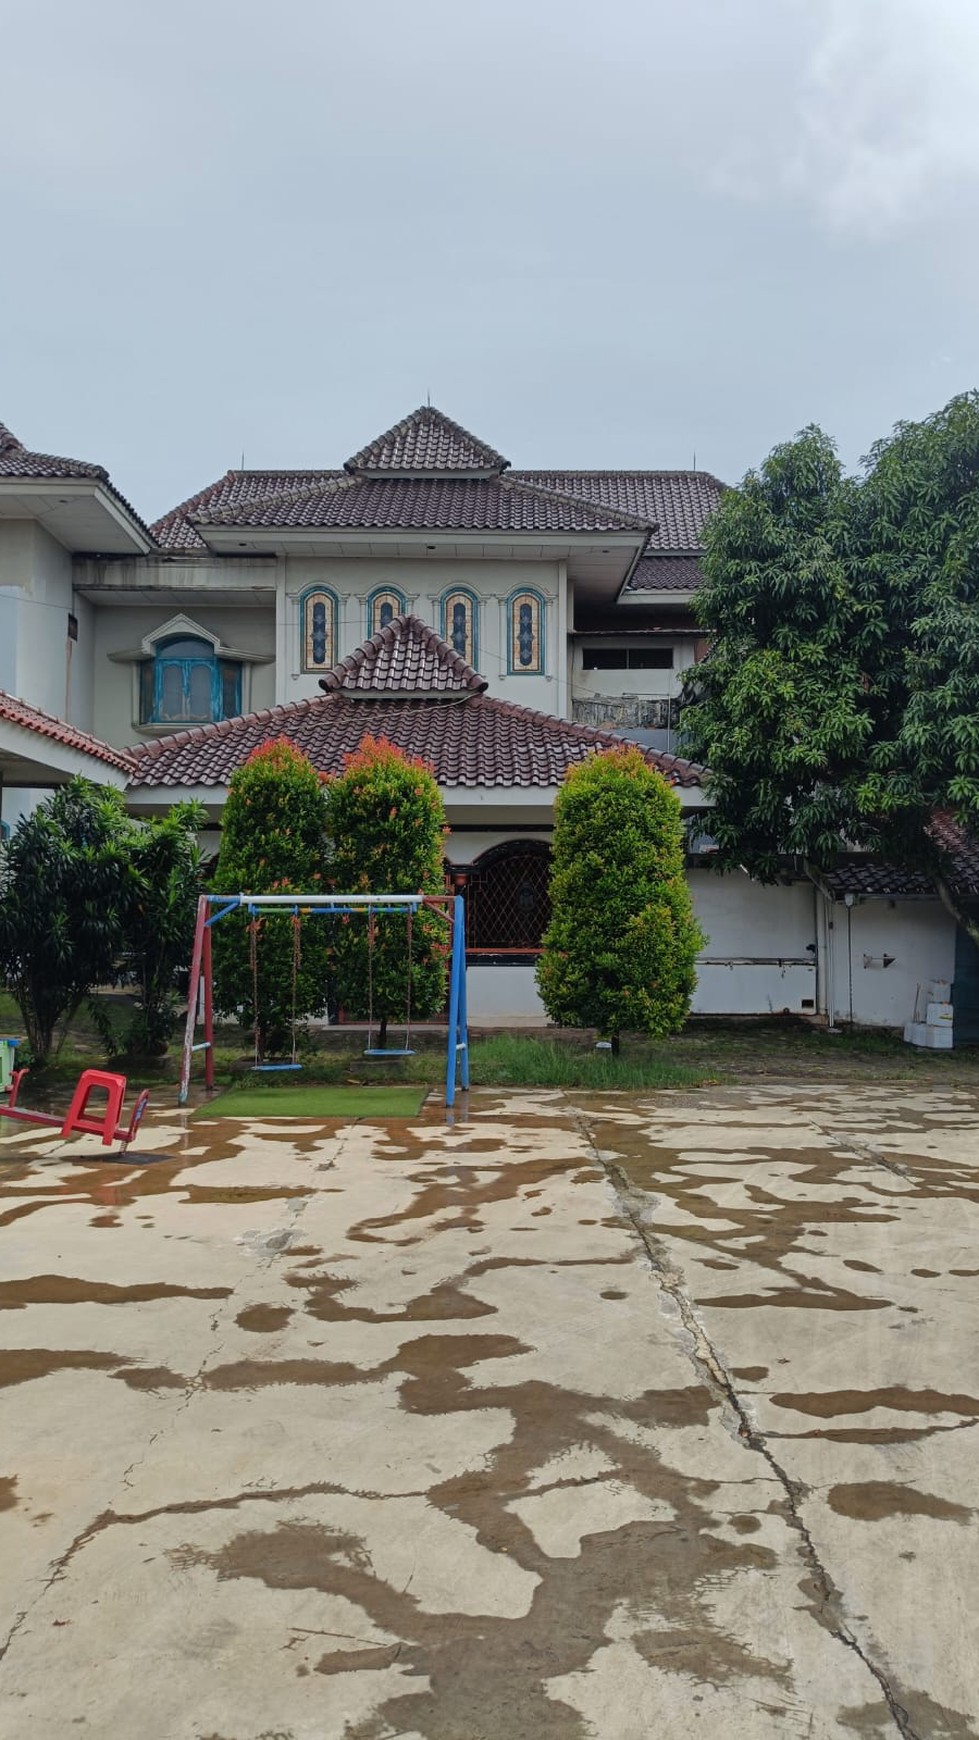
0,691,134,784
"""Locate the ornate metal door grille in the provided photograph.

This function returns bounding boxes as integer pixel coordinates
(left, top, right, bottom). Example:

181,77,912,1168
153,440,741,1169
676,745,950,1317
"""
465,844,552,950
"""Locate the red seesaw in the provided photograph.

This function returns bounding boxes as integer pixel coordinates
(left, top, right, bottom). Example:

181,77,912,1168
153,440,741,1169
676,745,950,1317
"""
0,1067,150,1150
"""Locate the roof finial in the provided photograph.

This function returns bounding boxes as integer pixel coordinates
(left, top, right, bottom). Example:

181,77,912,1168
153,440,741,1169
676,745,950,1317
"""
426,390,431,408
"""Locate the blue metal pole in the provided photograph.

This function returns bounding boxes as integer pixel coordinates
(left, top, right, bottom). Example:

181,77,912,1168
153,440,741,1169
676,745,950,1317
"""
446,898,461,1107
456,895,470,1091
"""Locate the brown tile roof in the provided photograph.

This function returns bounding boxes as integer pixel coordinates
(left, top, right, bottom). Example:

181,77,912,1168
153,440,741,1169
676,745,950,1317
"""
192,474,651,536
512,471,724,550
0,421,154,543
345,405,509,475
149,412,725,550
127,691,703,792
150,470,345,551
319,616,487,696
0,420,107,482
0,691,134,773
624,554,705,593
822,815,979,900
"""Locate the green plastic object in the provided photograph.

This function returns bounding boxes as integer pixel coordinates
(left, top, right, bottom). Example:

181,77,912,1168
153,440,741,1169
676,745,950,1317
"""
0,1038,18,1093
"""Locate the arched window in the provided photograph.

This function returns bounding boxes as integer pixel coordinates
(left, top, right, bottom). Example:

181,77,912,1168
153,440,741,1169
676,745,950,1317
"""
138,634,241,726
300,588,338,672
463,841,552,952
367,588,406,635
507,589,545,674
440,589,478,668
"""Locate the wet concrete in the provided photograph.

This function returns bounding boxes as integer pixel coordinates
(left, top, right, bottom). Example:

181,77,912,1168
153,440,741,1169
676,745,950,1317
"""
0,1086,977,1737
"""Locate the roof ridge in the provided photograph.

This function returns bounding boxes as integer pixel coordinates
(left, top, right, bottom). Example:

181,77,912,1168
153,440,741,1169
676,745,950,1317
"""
502,474,653,532
193,471,357,528
513,467,727,485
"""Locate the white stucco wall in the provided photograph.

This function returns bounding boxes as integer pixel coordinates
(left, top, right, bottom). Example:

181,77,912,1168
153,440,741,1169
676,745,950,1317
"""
689,870,818,1016
822,897,956,1028
467,964,545,1025
0,522,78,723
279,557,566,716
92,605,276,745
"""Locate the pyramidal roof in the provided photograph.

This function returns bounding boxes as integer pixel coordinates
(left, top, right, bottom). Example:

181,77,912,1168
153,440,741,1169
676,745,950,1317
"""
344,405,509,477
317,614,488,697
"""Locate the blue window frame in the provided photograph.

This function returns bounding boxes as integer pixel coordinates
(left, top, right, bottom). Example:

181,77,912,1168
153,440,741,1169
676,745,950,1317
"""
138,635,241,726
440,588,479,668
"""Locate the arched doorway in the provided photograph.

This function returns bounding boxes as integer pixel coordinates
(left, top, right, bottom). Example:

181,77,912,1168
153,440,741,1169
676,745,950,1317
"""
462,841,552,954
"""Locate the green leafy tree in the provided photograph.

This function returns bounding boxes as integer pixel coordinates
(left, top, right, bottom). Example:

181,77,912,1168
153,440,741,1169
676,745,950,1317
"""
0,779,137,1065
324,736,449,1048
680,394,979,943
122,804,206,1056
211,739,331,1058
536,747,704,1049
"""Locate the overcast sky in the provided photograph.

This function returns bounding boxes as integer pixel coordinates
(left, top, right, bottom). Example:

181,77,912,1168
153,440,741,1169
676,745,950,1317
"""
3,0,978,521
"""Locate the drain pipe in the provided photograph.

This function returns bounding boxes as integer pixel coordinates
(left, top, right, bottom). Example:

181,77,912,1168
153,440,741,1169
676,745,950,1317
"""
805,865,842,1033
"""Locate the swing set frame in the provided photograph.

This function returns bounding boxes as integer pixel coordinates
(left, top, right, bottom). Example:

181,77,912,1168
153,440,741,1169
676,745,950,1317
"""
178,892,470,1108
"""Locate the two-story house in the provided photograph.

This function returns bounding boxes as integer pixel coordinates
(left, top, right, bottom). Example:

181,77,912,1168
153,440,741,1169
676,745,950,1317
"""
3,404,970,1031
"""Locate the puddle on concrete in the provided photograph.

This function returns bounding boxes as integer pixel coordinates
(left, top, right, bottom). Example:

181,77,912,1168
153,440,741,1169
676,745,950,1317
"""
827,1482,972,1523
0,1275,232,1310
236,1304,294,1333
0,1348,131,1388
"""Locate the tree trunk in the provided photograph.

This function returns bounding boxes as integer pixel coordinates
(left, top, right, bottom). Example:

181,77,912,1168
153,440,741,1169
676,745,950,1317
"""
378,1016,388,1050
610,1033,620,1057
934,877,979,952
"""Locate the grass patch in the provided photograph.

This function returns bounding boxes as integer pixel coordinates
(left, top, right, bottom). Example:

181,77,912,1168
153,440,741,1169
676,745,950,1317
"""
193,1083,429,1120
460,1034,715,1091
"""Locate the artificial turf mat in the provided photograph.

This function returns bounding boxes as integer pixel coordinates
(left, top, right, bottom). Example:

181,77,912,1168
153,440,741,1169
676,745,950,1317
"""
192,1084,428,1120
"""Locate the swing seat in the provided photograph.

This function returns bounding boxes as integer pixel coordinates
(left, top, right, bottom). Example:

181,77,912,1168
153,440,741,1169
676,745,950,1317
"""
251,1062,303,1073
363,1047,416,1058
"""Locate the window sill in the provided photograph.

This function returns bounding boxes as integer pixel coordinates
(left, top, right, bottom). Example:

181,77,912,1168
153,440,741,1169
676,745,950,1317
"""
466,949,543,966
132,720,225,736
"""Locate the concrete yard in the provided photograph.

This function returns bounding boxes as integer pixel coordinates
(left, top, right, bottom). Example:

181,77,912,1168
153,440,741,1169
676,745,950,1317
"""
1,1085,978,1739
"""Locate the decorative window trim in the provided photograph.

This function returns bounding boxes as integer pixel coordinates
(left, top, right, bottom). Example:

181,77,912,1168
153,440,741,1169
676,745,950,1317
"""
136,628,241,729
505,587,546,675
440,587,479,669
299,586,339,673
367,587,407,636
107,614,263,732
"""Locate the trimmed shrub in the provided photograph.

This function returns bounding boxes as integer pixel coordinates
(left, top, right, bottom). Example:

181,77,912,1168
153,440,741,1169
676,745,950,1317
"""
211,739,331,1058
536,747,704,1048
324,736,449,1047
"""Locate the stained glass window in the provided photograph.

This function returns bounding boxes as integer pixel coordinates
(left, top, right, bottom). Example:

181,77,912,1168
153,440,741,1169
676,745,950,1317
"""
368,589,406,634
440,590,478,667
301,589,337,672
507,590,544,674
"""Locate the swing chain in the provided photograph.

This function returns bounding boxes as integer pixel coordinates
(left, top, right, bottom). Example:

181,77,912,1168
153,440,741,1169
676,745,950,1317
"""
248,915,262,1066
290,912,301,1065
404,908,413,1050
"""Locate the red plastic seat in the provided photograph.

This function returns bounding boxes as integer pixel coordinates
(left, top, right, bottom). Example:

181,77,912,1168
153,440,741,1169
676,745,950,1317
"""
60,1070,129,1147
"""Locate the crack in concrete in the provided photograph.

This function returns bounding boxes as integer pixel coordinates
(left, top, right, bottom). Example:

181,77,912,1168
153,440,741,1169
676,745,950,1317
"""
573,1104,923,1740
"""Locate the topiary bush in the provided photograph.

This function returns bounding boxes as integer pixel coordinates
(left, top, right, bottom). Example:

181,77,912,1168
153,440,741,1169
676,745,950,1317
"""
324,736,449,1048
536,747,704,1050
211,738,331,1059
